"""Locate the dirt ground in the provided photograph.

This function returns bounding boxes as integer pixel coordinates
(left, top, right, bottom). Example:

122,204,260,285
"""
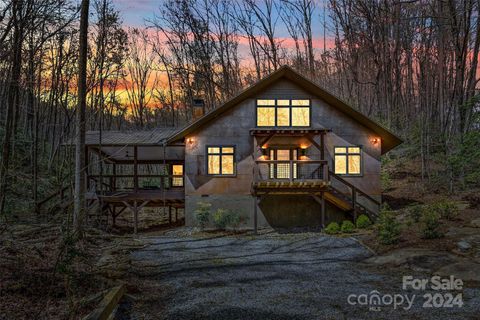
101,229,479,320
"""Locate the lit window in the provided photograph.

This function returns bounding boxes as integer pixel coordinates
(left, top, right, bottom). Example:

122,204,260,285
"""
172,165,183,187
256,99,310,127
334,146,362,175
207,146,235,175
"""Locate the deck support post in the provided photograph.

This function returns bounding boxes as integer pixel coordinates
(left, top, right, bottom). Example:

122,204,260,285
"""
175,207,178,222
133,146,138,192
320,191,326,228
352,188,357,223
168,206,172,224
253,196,258,235
133,200,138,234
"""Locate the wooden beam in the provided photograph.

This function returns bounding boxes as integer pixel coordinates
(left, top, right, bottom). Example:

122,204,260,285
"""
253,196,258,235
133,146,138,192
257,133,275,149
83,284,126,320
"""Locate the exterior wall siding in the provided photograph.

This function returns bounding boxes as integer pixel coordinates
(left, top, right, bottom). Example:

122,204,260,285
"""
183,78,382,229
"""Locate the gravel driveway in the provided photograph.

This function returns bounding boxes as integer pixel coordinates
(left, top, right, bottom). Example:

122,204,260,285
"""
126,231,480,320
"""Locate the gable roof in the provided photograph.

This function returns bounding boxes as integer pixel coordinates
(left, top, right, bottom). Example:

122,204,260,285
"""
167,65,402,154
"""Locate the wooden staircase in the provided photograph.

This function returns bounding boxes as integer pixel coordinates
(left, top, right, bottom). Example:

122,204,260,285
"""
325,171,380,221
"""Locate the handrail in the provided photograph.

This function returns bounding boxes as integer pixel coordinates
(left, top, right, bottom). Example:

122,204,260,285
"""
328,170,380,206
255,159,328,164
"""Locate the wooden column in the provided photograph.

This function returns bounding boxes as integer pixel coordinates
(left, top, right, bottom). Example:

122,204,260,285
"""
352,188,357,223
253,196,258,234
320,133,325,161
112,163,116,191
133,200,138,234
168,206,172,224
321,191,326,228
175,207,178,222
133,146,138,192
85,146,90,190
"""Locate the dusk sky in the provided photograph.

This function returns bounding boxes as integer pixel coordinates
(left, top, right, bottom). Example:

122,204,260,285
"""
116,0,329,42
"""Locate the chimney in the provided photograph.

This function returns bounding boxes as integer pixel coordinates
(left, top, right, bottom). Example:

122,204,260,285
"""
192,98,205,121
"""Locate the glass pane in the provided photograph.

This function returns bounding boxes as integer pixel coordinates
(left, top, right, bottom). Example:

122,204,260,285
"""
291,99,310,106
291,107,310,126
172,165,183,175
221,155,234,174
277,99,290,106
257,99,275,106
172,165,183,187
208,155,220,174
348,155,361,174
208,147,220,154
257,107,275,126
277,108,290,126
335,147,347,154
222,147,234,154
335,155,347,174
276,149,290,160
348,147,360,154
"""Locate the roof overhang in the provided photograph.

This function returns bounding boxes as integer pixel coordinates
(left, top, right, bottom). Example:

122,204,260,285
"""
168,65,403,154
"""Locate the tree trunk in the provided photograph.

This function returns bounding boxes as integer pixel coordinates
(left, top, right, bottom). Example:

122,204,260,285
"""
73,0,89,237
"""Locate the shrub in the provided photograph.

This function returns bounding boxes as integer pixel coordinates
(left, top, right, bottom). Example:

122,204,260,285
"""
433,200,459,221
324,222,340,235
377,209,401,245
421,210,444,239
356,214,372,229
407,204,423,223
341,220,355,233
194,202,211,230
213,208,232,230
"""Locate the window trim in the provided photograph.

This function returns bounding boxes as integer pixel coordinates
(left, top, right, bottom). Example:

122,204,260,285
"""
256,99,311,128
333,146,363,176
206,145,237,177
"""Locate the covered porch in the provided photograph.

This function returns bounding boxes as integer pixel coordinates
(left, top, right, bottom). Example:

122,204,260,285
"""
83,129,186,233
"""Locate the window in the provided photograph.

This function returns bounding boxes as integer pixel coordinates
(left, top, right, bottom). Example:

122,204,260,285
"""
334,146,362,175
269,149,298,179
256,99,310,127
172,164,184,187
207,146,235,175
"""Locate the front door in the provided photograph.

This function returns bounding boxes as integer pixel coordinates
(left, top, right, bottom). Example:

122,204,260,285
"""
269,149,297,179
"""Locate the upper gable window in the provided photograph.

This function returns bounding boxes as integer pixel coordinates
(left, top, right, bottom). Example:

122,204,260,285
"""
256,99,310,127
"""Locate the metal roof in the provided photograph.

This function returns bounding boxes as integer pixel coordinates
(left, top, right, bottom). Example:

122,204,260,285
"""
168,65,403,154
79,128,179,146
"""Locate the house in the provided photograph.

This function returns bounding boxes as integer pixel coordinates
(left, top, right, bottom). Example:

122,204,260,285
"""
79,66,402,233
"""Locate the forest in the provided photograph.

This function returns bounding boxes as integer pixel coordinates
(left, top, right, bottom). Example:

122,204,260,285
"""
0,0,480,318
0,0,479,218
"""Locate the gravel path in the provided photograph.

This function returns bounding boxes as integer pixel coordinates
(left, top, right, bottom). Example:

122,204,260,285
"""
126,232,480,320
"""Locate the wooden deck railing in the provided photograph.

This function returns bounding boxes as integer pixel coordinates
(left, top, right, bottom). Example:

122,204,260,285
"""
87,174,184,193
254,159,328,183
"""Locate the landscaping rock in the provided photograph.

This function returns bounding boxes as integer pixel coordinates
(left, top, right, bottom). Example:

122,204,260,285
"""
470,218,480,228
457,240,472,252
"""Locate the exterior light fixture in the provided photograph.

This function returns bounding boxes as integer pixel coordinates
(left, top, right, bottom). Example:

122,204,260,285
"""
300,148,307,156
371,137,380,145
187,138,194,145
261,148,268,156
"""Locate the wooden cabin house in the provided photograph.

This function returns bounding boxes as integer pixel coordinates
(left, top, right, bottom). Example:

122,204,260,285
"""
78,66,402,232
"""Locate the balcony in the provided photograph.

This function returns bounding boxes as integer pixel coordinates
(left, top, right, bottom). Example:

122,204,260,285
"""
252,159,329,194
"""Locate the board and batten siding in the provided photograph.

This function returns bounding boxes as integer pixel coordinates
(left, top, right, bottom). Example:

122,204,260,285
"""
183,78,382,228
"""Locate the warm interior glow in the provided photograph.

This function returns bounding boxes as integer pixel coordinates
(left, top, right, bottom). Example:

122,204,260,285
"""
207,146,235,175
172,165,183,187
256,99,311,127
334,146,361,175
257,107,275,126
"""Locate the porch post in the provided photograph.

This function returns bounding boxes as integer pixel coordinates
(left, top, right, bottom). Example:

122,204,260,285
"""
133,146,138,192
320,133,325,161
352,188,357,223
253,196,258,235
168,206,172,224
133,200,138,234
321,191,326,228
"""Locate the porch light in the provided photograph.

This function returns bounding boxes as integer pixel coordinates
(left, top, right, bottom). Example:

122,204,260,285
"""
261,148,268,156
371,137,380,145
187,137,194,145
300,148,307,157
